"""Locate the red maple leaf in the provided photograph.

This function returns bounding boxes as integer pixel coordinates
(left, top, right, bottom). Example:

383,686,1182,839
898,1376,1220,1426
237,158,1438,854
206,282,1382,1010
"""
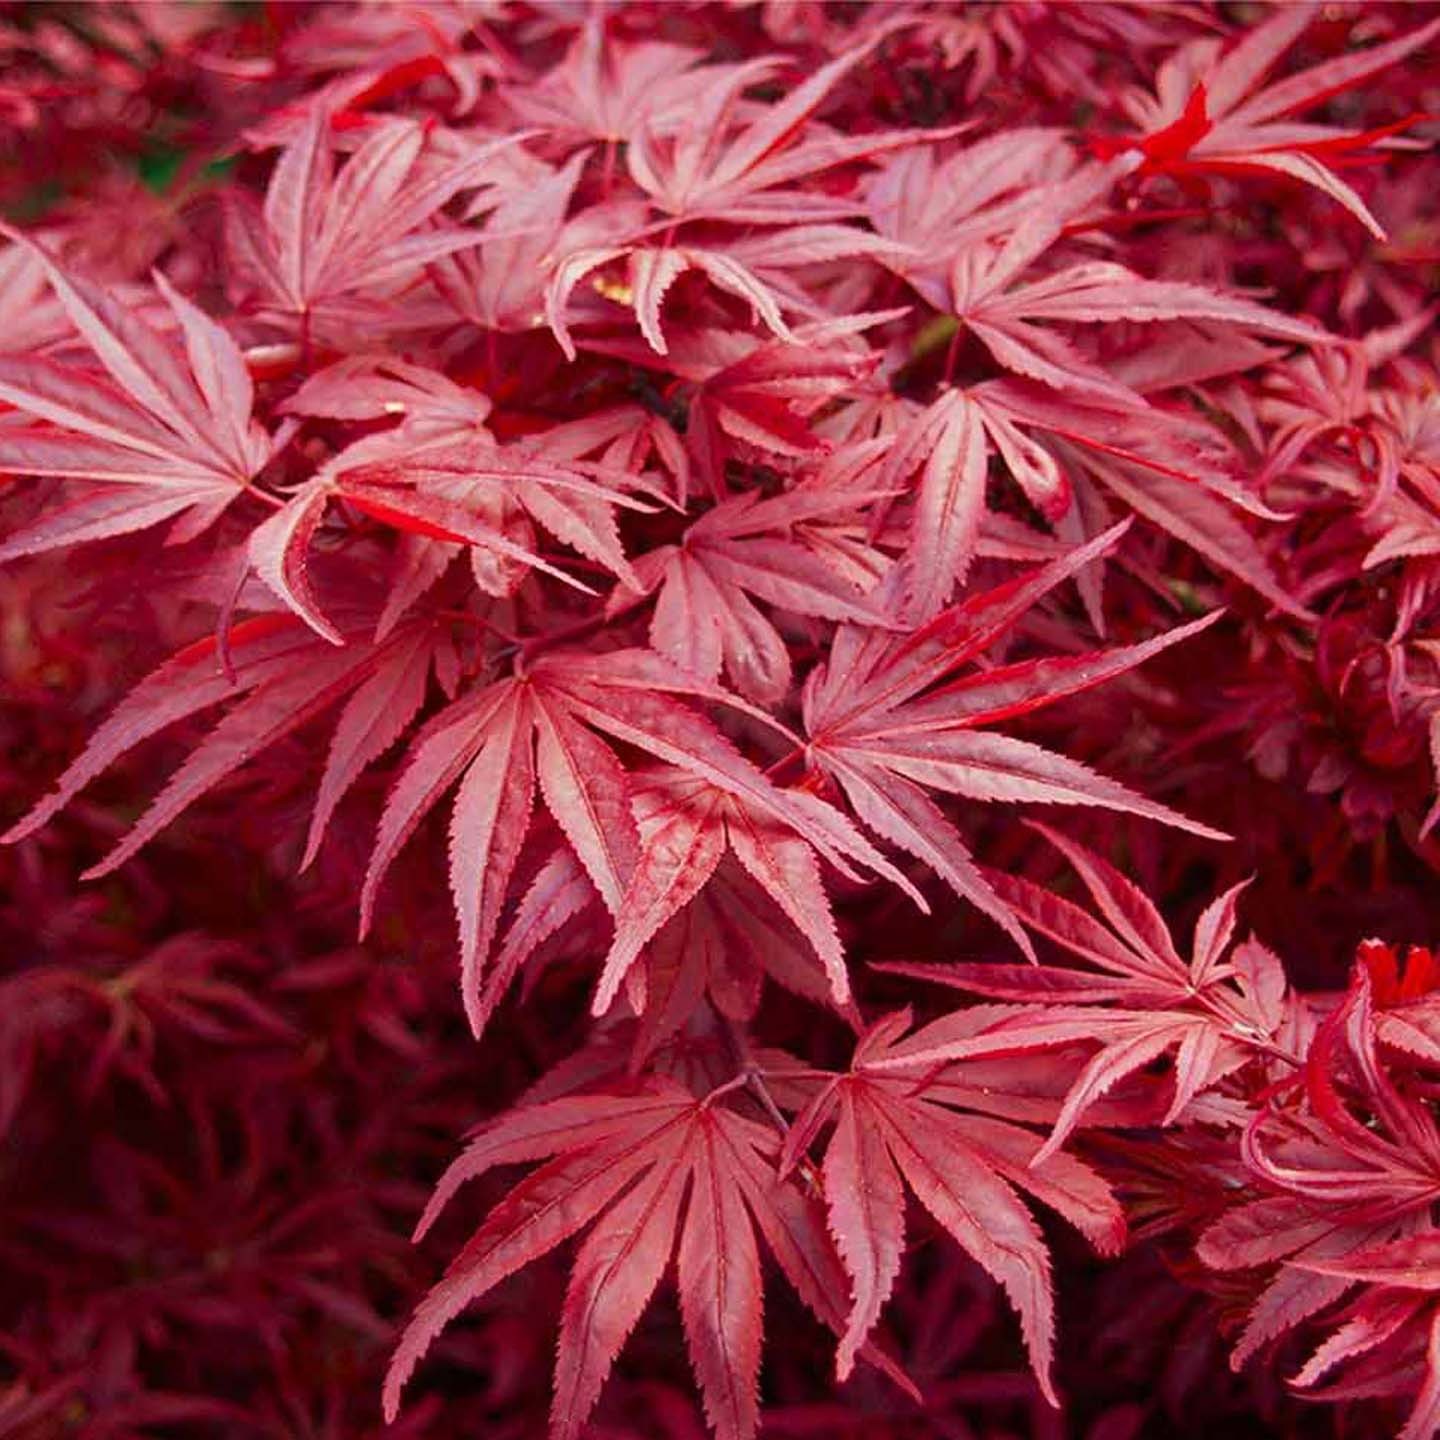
776,1008,1125,1404
360,646,913,1033
1095,9,1440,238
876,824,1303,1159
384,1073,914,1440
0,236,278,560
800,524,1226,955
1198,965,1440,1387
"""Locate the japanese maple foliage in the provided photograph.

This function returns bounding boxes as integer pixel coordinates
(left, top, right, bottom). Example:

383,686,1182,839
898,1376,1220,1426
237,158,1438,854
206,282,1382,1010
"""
2,3,1440,1438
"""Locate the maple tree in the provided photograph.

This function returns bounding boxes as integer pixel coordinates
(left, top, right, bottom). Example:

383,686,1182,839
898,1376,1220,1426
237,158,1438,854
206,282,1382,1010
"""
2,3,1439,1438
